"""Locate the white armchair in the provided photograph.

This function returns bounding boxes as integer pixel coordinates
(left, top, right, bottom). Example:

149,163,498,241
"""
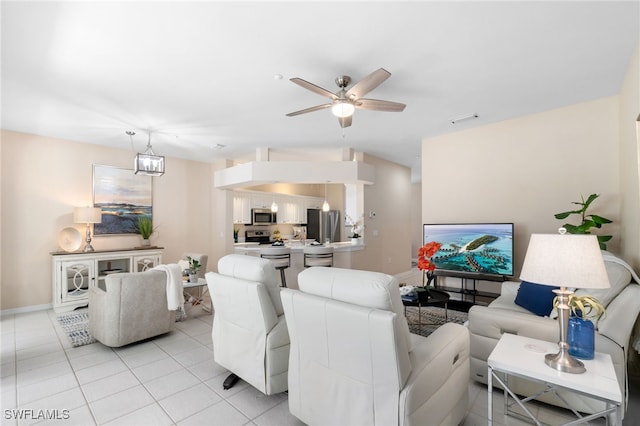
281,267,470,426
89,270,176,347
205,254,289,395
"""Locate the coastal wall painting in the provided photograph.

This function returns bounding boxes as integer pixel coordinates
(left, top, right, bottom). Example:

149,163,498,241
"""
93,165,152,235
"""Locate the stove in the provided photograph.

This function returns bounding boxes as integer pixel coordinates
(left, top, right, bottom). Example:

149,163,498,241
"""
245,230,272,245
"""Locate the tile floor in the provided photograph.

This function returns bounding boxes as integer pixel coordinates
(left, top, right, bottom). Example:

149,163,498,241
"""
0,303,630,426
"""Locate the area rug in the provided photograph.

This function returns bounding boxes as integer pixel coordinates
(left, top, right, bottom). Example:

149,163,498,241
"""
56,310,96,347
404,306,468,338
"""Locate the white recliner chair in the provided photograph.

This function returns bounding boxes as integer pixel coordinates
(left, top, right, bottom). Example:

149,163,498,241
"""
281,267,470,426
205,254,289,395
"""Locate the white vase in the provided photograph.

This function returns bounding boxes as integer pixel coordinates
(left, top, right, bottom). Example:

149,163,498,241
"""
141,238,151,247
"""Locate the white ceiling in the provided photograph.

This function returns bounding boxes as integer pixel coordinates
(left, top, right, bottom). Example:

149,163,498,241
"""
2,1,638,182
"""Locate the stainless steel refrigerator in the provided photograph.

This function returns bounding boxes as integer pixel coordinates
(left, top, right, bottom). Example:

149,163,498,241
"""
306,209,340,243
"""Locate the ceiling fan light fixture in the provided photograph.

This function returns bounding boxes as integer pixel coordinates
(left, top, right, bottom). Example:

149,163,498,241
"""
331,101,355,118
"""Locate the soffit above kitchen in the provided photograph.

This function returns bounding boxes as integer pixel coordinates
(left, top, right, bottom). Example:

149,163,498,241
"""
214,160,375,189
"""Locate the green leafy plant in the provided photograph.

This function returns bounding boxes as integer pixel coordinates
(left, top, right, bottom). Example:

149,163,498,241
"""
137,216,155,239
554,193,612,250
186,256,201,272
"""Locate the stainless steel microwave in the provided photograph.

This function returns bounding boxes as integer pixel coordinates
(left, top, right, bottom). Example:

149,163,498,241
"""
252,208,277,225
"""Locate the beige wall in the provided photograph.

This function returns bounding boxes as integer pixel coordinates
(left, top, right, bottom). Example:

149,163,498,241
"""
1,130,213,311
1,135,412,311
618,42,640,271
351,154,413,274
422,96,622,284
411,182,422,259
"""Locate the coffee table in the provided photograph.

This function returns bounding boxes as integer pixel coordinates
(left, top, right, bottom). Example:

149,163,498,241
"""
402,287,450,326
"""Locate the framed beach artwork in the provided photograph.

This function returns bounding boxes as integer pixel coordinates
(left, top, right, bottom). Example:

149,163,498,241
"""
92,165,152,235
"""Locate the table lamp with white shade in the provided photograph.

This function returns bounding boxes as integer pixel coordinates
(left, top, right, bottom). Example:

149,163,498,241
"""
519,229,610,374
73,207,102,252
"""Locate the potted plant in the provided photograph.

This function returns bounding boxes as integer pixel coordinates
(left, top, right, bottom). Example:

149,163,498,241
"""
351,231,361,244
554,193,613,250
555,294,605,360
346,214,364,244
233,227,239,243
137,216,155,246
186,255,201,283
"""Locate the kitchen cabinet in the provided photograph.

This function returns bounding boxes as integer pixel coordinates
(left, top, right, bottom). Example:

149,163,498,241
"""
304,198,323,210
251,195,273,209
233,193,252,224
278,199,305,224
51,248,163,313
232,191,324,225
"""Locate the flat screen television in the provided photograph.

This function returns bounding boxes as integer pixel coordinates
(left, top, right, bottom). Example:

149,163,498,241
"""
423,223,514,280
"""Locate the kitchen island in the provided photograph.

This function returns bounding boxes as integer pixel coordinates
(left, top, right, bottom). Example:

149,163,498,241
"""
234,241,364,289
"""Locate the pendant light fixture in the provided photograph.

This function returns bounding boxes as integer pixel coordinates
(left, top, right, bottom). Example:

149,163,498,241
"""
130,130,165,176
322,183,330,212
271,197,278,213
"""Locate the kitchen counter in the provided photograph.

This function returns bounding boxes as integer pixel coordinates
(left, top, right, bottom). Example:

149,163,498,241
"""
234,241,364,253
234,241,364,288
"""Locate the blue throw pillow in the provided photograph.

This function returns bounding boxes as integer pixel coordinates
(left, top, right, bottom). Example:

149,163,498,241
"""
514,281,558,317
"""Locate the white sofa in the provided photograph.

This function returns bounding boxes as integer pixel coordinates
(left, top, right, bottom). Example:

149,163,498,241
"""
281,267,470,426
205,254,289,395
468,252,640,416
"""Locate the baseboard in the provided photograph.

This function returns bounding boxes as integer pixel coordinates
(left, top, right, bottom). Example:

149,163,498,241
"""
0,303,52,317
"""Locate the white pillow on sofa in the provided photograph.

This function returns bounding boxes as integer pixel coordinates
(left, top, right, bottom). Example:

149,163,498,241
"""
573,259,631,308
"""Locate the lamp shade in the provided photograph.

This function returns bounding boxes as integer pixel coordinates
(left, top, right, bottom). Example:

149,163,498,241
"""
520,234,610,290
73,207,102,224
134,152,165,176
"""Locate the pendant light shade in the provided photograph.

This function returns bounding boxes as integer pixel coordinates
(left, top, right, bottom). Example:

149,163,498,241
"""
322,183,330,212
132,131,165,176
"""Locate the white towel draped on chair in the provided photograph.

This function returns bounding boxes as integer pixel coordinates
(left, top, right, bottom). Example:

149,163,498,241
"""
152,264,184,311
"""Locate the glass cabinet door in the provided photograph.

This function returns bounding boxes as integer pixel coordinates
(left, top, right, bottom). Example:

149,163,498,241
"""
59,260,94,304
133,254,161,272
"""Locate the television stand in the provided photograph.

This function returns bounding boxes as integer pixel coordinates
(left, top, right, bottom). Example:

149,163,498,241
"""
432,274,500,310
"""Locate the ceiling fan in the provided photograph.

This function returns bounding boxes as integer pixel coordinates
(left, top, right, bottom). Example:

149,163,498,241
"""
286,68,406,128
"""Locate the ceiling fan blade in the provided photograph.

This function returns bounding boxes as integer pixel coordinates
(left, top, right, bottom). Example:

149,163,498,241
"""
355,98,406,112
338,115,352,128
286,103,332,117
345,68,391,100
290,78,338,100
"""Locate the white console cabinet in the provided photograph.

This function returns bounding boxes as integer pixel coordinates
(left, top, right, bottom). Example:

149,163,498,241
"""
51,247,163,313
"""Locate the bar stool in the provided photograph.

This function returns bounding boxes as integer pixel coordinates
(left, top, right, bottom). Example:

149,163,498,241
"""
260,246,291,287
303,246,334,268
